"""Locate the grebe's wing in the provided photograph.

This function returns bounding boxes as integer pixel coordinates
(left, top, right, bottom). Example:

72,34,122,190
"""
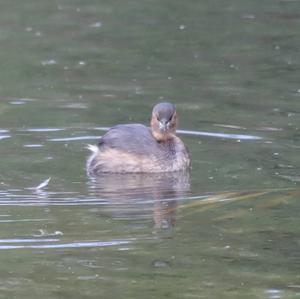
99,124,159,156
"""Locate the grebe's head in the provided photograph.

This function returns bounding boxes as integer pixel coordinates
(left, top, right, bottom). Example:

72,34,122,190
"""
150,102,177,141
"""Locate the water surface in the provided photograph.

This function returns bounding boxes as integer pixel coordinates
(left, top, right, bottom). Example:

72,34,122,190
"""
0,0,299,298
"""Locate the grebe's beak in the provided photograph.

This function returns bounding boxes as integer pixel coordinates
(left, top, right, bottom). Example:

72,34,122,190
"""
159,119,169,131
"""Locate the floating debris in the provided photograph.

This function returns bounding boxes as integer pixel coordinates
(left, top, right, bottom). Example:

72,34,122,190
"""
28,177,51,191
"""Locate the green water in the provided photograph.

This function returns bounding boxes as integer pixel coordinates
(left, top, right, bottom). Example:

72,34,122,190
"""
0,0,299,298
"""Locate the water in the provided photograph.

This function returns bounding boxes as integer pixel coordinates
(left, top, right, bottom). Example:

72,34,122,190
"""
0,0,299,298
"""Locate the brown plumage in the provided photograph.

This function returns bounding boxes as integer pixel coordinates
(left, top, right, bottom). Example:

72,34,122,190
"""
86,102,190,175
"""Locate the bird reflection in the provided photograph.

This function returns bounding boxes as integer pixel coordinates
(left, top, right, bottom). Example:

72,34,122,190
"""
87,171,190,229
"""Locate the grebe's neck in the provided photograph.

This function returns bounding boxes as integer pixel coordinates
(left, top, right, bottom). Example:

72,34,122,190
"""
151,129,176,142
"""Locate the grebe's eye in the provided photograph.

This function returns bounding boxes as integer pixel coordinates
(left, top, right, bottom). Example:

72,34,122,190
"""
168,113,175,122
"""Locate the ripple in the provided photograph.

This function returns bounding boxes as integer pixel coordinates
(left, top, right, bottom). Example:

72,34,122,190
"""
48,136,100,142
0,199,118,206
278,175,300,183
41,59,57,66
12,126,263,142
0,194,109,206
62,103,88,109
177,129,262,140
89,22,102,28
0,135,10,140
0,238,59,243
94,127,262,140
94,127,111,131
0,218,48,223
265,289,283,299
9,100,27,105
23,144,44,148
214,124,246,130
21,128,65,132
256,127,283,132
0,239,131,250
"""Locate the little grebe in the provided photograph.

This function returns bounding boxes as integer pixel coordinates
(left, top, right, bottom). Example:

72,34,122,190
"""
86,102,190,175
